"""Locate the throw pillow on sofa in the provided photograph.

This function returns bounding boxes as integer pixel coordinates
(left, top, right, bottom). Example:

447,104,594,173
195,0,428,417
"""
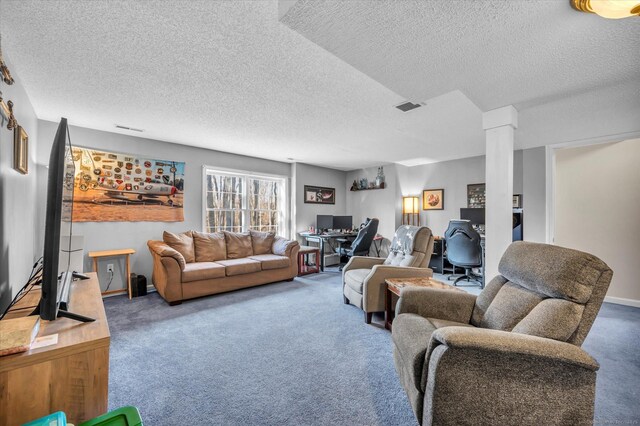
193,231,227,262
163,231,195,263
224,231,253,259
250,230,275,255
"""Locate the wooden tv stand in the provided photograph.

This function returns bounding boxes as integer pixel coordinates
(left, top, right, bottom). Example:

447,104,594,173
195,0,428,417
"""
0,273,110,425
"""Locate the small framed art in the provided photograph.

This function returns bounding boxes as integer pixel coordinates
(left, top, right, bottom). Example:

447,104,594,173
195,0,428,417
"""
304,185,335,204
14,125,28,174
423,188,444,210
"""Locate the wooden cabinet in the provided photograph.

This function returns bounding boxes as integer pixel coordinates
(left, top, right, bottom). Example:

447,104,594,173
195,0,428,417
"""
0,273,110,425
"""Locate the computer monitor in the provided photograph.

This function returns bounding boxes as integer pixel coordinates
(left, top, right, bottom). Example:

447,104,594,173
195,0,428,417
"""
460,208,485,225
333,215,353,231
316,215,333,231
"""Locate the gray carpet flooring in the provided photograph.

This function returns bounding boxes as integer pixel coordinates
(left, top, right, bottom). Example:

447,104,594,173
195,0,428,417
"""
104,271,640,425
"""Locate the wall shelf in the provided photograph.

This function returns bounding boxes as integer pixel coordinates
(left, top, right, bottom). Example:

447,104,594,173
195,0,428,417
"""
350,185,385,192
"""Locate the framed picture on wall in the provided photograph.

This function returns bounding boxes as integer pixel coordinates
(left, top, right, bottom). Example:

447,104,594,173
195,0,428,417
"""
513,194,522,208
467,183,485,208
423,189,444,210
304,185,335,204
13,125,28,174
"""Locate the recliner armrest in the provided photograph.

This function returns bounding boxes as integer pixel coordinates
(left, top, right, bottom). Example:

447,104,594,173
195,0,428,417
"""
427,326,599,371
396,287,476,324
342,256,386,273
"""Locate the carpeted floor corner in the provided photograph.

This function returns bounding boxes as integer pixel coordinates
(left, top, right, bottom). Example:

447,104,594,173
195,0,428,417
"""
104,271,640,425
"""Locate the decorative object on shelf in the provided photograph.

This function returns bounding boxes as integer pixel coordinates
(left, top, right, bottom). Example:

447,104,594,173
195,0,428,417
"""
375,166,386,188
402,196,420,226
0,35,15,85
513,194,522,209
423,188,444,210
304,185,335,204
350,180,359,191
13,125,28,174
359,178,369,190
571,0,640,19
467,183,485,208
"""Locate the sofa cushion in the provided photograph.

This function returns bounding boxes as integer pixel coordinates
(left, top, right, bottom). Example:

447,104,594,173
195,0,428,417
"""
249,254,290,270
193,231,226,262
250,230,275,255
216,258,261,276
182,262,226,283
224,231,253,259
392,313,437,392
163,231,195,263
344,268,371,294
427,318,475,329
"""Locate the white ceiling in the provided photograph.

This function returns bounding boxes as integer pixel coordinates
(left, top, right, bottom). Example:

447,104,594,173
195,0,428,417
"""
1,1,638,171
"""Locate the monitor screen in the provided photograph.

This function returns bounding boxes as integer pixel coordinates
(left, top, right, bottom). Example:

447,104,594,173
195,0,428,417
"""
460,208,485,225
333,215,353,230
316,215,333,231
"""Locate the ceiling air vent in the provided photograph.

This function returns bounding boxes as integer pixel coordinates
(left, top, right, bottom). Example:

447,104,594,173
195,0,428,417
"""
395,101,423,112
115,124,144,132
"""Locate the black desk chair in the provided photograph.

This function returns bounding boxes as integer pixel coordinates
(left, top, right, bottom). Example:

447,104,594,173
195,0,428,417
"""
444,220,483,287
337,218,379,271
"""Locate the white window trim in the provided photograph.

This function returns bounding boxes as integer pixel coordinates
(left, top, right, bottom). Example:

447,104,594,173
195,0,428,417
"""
202,165,289,237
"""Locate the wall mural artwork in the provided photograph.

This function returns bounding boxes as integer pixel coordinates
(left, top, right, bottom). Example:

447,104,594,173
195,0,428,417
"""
71,147,185,222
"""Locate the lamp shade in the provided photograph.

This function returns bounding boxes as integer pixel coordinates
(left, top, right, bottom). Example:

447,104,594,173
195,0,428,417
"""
572,0,640,19
402,196,420,214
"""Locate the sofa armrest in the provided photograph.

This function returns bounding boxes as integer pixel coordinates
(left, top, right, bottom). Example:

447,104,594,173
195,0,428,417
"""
396,287,477,324
147,240,186,270
428,327,599,371
272,237,299,257
342,256,386,274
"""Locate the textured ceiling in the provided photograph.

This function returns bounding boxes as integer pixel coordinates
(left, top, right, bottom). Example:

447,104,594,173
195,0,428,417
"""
1,1,637,171
281,0,640,111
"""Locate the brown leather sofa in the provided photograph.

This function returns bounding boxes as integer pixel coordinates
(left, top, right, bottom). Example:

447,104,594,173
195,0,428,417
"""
148,230,299,305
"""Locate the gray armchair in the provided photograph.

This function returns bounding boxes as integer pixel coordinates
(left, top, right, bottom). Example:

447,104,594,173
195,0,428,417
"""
392,241,613,425
342,225,434,323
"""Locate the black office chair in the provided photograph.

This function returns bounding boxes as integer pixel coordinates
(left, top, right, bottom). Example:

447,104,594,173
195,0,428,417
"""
337,218,379,271
444,220,483,287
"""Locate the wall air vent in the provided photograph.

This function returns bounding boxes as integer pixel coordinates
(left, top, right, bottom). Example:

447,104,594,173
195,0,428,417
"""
395,101,424,112
115,125,144,132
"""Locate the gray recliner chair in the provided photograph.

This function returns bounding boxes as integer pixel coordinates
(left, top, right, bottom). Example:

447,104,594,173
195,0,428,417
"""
342,225,434,324
392,241,613,425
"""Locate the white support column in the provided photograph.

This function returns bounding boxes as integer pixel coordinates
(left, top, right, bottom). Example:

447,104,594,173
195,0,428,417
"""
483,106,518,281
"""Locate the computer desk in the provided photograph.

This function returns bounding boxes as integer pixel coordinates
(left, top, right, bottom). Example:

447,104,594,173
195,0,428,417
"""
298,231,358,271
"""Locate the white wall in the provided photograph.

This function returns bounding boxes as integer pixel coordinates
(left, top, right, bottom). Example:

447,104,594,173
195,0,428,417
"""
555,139,640,305
0,54,39,312
292,162,347,237
522,146,546,243
37,120,292,293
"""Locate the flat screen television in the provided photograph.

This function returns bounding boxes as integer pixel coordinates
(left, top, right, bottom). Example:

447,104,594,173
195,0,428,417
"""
38,118,93,322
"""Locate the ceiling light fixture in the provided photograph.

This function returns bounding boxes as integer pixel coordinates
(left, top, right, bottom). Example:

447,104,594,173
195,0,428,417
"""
571,0,640,19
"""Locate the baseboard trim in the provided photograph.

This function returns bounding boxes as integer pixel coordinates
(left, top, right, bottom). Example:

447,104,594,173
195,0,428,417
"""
604,296,640,308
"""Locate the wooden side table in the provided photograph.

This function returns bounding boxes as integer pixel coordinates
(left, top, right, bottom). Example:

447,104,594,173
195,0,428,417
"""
384,276,464,331
298,245,320,276
88,248,136,299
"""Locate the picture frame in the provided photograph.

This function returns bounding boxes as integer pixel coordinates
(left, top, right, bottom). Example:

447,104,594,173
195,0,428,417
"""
13,125,28,174
423,188,444,210
304,185,335,204
513,194,522,209
467,183,485,208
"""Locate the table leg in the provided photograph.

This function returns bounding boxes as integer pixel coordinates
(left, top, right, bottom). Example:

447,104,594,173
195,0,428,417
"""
126,255,132,299
93,258,98,273
385,288,392,331
319,238,325,272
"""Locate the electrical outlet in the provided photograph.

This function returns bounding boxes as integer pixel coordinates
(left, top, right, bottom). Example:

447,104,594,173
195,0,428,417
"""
107,264,114,273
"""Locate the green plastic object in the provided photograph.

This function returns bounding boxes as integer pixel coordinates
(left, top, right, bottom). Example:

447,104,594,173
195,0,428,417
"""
78,406,143,426
22,411,67,426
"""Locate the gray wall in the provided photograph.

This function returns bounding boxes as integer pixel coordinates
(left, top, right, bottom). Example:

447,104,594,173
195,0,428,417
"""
346,164,398,241
0,54,39,312
292,162,347,239
37,120,291,293
522,147,546,243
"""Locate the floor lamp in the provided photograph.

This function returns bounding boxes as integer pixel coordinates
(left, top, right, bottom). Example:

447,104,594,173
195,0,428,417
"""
402,196,420,226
